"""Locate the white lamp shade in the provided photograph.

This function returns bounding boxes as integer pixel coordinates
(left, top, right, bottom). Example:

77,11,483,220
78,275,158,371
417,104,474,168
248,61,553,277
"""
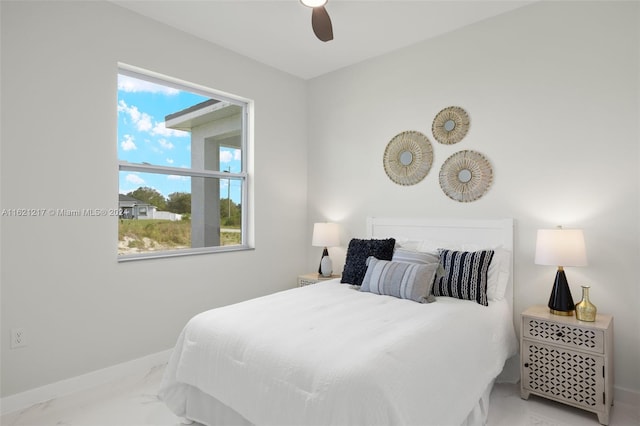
300,0,327,7
312,222,339,247
535,228,588,267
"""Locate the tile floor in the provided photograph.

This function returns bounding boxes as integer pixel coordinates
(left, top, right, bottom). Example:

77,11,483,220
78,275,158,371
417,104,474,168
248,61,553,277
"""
1,364,638,426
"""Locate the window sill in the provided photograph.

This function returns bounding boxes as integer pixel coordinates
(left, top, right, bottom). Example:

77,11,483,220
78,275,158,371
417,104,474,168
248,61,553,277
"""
117,245,254,262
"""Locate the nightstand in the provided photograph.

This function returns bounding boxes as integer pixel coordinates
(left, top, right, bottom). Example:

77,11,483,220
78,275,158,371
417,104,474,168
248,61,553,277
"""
297,273,340,287
520,305,614,425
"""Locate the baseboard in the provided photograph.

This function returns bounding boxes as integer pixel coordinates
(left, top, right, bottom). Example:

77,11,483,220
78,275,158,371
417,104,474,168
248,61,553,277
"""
614,385,640,406
0,348,173,416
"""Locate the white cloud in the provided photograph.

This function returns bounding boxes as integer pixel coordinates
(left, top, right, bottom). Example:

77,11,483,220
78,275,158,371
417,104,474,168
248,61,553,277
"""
220,148,241,163
117,100,132,117
118,100,152,132
125,174,145,185
158,139,175,150
118,74,179,95
166,158,174,164
152,122,189,138
137,115,152,132
120,134,137,151
119,100,187,139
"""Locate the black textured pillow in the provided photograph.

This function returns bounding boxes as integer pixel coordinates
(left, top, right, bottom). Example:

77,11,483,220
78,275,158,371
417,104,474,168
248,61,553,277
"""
433,249,494,306
340,238,396,286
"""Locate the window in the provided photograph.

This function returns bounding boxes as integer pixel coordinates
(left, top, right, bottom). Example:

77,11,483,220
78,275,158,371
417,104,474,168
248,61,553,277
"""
117,65,251,260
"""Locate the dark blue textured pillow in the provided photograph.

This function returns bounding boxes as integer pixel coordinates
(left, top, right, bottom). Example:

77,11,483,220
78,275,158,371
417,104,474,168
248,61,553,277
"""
433,249,494,306
340,238,396,286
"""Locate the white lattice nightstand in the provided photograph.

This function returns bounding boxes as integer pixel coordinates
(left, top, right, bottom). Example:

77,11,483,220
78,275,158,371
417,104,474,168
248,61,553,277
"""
520,305,614,425
297,273,340,287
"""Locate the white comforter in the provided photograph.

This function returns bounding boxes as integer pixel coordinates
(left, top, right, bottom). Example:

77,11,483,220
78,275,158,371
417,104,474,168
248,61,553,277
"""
159,280,517,426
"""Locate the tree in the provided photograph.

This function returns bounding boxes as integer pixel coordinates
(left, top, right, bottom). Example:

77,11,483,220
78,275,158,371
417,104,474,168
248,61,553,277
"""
166,192,191,214
220,198,241,227
127,187,166,211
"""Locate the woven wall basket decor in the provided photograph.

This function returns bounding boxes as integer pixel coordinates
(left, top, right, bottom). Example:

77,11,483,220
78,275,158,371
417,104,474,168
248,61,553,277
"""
432,106,470,145
439,150,493,202
383,130,433,186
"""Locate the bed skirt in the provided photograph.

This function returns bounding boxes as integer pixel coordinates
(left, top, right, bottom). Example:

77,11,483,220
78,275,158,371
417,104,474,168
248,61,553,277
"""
180,379,495,426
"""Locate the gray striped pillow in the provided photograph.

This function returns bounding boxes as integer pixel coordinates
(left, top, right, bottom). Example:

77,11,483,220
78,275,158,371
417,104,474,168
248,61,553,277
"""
392,248,439,265
360,257,438,303
433,249,494,306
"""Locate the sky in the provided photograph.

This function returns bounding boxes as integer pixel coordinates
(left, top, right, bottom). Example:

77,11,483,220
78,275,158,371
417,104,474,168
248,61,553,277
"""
117,73,242,204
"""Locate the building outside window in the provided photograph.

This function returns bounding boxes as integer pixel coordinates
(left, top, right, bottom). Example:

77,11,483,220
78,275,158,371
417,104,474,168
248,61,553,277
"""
117,65,251,260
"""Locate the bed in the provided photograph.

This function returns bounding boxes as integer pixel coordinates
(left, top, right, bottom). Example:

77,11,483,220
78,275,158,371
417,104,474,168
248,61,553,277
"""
159,217,518,426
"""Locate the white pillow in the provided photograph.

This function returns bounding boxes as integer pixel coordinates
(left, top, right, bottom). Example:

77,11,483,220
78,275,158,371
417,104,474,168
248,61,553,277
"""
416,240,460,254
486,248,511,301
394,238,424,251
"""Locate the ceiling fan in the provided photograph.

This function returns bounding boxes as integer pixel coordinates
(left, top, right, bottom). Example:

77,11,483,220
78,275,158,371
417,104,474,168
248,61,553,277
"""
300,0,333,42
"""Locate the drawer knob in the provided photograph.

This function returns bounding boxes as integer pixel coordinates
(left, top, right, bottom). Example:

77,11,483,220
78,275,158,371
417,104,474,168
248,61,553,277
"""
524,363,529,368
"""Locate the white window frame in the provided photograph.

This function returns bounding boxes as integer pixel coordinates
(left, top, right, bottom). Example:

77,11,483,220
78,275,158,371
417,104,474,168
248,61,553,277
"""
117,64,253,262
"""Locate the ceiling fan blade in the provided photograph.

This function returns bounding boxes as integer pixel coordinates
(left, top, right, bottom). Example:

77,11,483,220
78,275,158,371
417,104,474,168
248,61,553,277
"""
311,6,333,42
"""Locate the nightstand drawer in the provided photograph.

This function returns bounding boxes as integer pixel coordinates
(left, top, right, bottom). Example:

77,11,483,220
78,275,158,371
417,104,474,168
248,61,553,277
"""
524,317,604,353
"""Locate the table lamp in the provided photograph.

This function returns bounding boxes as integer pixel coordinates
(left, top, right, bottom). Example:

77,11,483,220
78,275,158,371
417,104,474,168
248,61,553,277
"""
535,227,588,316
312,222,340,277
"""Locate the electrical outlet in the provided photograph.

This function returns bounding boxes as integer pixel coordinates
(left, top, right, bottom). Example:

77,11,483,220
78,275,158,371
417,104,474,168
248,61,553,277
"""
11,328,26,349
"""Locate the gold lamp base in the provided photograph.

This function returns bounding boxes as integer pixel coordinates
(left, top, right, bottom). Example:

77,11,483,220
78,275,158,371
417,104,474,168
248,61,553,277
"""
550,308,574,316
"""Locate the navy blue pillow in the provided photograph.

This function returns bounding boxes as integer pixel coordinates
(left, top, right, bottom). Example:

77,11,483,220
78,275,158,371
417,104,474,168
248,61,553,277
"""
340,238,396,286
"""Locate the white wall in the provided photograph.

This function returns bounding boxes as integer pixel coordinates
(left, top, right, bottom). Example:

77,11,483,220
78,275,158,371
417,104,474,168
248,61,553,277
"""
307,1,640,394
0,1,308,397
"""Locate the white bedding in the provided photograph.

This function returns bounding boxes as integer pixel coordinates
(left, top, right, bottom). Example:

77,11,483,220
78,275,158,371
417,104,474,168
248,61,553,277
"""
159,279,517,426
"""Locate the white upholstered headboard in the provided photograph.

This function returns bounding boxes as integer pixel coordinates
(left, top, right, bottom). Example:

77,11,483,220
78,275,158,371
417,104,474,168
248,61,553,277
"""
366,217,515,304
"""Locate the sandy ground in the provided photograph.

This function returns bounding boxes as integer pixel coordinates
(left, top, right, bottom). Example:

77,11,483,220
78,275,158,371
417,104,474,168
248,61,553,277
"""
118,236,187,255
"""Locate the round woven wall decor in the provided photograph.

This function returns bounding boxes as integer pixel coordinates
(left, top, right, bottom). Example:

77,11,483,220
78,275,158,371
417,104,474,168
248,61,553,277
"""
439,150,492,202
432,106,470,145
383,131,433,186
